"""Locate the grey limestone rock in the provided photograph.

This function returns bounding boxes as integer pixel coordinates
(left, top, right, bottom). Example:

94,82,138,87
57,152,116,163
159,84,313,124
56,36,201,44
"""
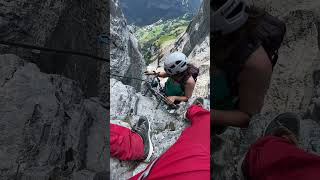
0,54,108,180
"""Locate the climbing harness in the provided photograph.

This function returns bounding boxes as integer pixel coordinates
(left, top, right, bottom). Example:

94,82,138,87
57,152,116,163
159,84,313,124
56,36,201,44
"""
143,73,179,111
110,72,179,113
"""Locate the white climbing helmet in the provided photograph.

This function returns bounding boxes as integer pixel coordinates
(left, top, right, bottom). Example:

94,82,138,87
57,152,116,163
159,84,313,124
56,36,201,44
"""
211,0,249,35
164,52,188,75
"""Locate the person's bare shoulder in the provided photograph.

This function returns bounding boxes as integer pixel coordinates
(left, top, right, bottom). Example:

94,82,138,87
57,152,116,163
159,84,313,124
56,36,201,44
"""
186,76,196,86
245,46,272,71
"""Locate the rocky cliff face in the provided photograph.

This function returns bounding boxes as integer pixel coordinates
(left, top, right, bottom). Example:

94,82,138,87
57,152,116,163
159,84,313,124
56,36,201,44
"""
0,0,108,98
174,0,209,56
110,0,145,91
119,0,202,26
110,78,211,179
149,0,210,97
0,54,108,180
110,0,210,179
213,1,320,179
0,1,109,179
173,0,210,97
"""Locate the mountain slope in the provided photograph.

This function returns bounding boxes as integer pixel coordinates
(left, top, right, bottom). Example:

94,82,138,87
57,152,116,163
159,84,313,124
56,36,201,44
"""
119,0,202,26
134,15,192,63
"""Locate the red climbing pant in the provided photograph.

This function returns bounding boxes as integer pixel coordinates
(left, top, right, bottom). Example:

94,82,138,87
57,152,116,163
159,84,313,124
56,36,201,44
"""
110,123,144,160
129,104,210,180
242,136,320,180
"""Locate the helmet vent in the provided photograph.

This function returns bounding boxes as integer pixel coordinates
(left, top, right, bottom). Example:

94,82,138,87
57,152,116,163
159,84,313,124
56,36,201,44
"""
175,60,181,65
226,2,244,19
181,62,186,67
170,65,176,68
212,0,226,11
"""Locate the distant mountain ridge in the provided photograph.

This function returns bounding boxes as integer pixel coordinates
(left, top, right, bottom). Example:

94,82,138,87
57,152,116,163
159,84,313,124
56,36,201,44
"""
119,0,202,26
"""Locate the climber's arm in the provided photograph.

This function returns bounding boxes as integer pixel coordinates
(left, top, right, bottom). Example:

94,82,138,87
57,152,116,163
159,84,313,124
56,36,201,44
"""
144,70,168,78
238,46,272,115
166,77,195,103
157,71,168,78
168,96,189,103
211,46,272,128
184,77,195,99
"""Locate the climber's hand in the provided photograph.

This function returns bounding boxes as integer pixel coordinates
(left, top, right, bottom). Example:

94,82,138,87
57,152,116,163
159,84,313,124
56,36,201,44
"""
166,96,176,104
144,70,156,75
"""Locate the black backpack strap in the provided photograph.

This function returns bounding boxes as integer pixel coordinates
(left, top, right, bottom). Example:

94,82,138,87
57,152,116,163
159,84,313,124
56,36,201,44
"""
254,13,286,67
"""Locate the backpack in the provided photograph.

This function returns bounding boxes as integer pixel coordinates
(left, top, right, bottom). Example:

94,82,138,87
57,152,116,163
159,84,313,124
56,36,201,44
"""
222,11,286,98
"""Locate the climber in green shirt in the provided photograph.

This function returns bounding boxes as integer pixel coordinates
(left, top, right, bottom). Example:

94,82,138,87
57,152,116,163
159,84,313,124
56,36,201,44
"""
211,0,286,134
145,52,199,104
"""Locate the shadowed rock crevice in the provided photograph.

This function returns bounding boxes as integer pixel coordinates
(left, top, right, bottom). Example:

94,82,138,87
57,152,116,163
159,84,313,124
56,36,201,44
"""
316,21,320,50
0,0,108,99
0,54,108,180
0,54,25,87
110,0,146,91
1,66,18,87
122,34,145,91
38,0,103,98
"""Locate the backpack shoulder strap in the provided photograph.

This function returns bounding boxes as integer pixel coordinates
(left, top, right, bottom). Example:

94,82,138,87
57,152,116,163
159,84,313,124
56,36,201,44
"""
254,13,286,67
